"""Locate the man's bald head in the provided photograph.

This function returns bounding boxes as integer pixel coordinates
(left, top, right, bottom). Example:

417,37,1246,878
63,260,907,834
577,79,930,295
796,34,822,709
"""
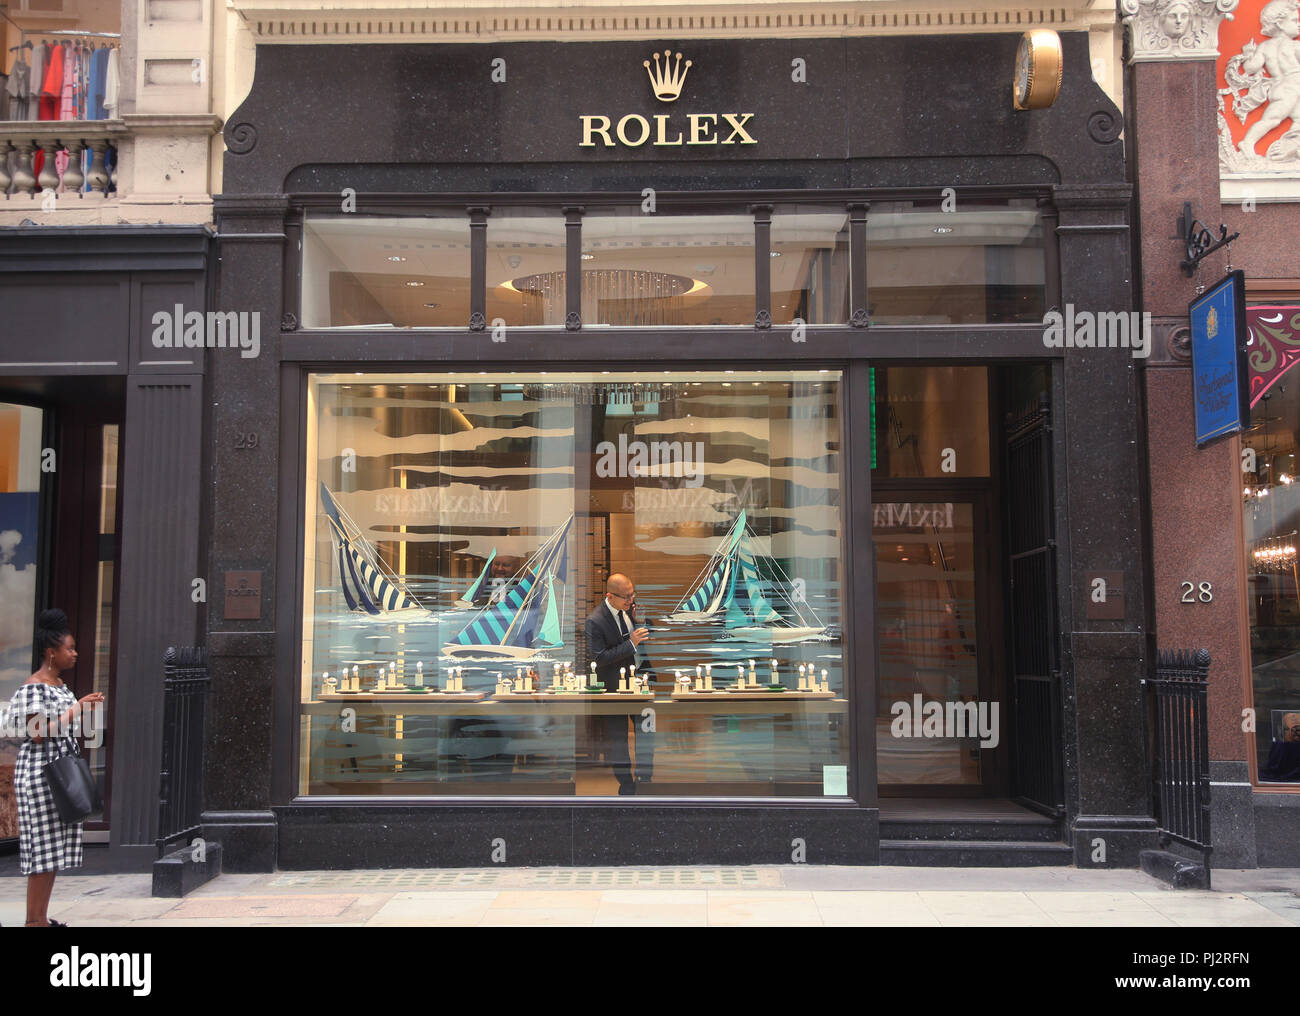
607,573,632,596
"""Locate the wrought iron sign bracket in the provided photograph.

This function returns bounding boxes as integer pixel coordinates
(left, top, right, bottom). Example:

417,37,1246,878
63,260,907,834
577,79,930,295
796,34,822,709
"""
1178,202,1239,277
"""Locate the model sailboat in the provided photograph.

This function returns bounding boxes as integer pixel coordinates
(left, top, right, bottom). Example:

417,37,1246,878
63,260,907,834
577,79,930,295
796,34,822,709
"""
320,483,429,619
442,515,573,660
666,509,827,643
664,511,746,622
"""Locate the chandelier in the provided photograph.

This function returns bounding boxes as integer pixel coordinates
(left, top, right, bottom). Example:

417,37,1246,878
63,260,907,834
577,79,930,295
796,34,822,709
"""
1253,536,1298,572
500,268,709,326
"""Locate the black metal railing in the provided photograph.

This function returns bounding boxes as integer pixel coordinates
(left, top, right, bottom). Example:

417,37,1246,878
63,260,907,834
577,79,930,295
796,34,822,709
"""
155,646,209,859
1145,648,1213,884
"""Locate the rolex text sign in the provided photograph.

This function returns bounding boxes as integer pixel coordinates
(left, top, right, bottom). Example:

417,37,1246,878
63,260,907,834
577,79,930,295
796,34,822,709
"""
580,49,756,149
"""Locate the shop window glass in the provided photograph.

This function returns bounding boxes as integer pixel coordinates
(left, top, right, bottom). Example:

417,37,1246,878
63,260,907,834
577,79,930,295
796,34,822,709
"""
579,211,755,325
0,403,44,840
1243,348,1300,784
867,202,1045,325
872,366,990,477
301,371,847,797
770,206,850,325
486,209,567,326
301,214,472,328
874,501,982,785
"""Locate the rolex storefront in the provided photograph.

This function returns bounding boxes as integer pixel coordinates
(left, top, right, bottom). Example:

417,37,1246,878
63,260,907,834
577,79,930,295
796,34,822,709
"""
204,29,1153,870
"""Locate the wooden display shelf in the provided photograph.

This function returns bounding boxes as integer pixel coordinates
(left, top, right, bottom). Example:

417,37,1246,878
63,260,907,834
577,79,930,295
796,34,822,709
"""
319,690,487,702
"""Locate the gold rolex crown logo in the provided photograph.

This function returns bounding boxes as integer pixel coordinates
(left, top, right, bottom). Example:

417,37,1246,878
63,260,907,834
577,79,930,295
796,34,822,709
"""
644,49,691,102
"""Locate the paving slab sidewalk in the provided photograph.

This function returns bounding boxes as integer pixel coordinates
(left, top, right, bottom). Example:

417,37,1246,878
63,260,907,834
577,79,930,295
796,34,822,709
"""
0,866,1295,927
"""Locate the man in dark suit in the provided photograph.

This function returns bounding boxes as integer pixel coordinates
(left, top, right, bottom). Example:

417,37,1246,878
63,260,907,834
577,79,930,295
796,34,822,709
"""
585,573,655,795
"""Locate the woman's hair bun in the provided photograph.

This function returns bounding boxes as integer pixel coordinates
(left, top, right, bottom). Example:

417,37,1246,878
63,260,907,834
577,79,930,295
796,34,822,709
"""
38,608,69,631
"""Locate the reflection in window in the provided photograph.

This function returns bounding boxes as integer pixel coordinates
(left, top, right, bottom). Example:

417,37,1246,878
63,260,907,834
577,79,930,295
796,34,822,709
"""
867,202,1045,325
771,206,849,325
1244,363,1300,783
301,372,847,797
301,215,472,328
872,367,990,477
580,212,755,325
486,210,567,326
873,502,981,785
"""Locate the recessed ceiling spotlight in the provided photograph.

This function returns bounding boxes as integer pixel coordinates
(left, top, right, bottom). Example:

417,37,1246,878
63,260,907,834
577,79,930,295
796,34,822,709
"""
387,256,407,262
933,226,954,234
769,250,783,257
405,280,425,287
581,253,595,261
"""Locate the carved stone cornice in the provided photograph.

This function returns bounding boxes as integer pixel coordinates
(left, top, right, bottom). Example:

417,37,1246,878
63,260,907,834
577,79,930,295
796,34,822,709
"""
227,0,1120,44
1120,0,1239,63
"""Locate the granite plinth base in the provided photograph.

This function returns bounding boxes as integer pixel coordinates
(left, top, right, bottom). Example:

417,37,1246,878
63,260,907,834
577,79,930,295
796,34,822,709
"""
152,840,222,897
200,810,277,873
270,804,879,869
1069,815,1160,867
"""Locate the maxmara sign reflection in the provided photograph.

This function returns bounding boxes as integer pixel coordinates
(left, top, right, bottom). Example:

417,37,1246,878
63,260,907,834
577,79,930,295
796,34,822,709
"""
579,49,757,149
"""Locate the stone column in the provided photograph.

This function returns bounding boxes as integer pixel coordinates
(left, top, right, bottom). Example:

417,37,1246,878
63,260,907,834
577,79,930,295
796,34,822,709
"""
1053,183,1159,866
1126,0,1257,866
200,194,288,871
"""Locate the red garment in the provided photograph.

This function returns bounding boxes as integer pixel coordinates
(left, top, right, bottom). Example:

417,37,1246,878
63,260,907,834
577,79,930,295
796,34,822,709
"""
38,42,64,120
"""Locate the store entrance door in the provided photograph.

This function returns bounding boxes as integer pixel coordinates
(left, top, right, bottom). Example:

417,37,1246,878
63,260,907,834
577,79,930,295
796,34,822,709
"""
873,495,1005,795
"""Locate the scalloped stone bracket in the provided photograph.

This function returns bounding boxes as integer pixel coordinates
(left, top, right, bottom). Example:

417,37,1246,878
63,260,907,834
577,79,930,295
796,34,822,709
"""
1120,0,1239,63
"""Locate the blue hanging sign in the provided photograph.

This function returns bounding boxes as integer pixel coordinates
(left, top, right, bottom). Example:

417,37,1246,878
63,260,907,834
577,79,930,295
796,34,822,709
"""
1189,270,1249,446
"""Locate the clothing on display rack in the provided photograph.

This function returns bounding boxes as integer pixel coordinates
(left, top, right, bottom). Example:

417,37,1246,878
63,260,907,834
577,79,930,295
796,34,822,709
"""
4,38,118,122
89,46,108,120
5,34,121,195
102,47,118,117
38,40,62,120
4,46,30,120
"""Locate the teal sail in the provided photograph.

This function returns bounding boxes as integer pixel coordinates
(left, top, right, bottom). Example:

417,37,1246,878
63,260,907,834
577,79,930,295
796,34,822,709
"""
455,548,497,606
537,574,562,647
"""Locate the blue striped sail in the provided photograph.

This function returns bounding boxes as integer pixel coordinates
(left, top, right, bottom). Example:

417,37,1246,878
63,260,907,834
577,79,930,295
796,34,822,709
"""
449,567,539,649
320,484,423,616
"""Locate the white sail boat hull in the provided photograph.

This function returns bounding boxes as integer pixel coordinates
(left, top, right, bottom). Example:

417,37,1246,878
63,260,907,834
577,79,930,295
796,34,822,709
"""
345,606,431,622
728,625,828,644
663,610,719,623
442,643,549,661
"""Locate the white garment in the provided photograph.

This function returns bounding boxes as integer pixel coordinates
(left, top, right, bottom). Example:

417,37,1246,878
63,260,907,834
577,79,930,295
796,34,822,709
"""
102,47,118,115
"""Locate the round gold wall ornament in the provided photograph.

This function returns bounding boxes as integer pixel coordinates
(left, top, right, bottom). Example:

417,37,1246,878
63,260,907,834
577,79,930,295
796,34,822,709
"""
1013,30,1064,110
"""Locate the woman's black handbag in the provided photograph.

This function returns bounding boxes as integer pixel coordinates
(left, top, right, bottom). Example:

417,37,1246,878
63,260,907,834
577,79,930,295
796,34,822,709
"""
44,734,102,823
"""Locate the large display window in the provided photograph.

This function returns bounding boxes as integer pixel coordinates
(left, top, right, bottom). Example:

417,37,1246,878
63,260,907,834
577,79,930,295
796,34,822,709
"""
297,198,1048,330
300,370,847,797
1243,351,1300,784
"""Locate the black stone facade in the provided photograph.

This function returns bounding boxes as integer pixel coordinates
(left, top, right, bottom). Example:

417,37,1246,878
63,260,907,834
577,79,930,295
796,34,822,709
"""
207,32,1157,870
0,225,211,866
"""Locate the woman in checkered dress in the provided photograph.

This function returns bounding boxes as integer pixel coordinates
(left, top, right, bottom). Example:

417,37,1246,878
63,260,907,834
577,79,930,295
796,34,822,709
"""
8,608,103,927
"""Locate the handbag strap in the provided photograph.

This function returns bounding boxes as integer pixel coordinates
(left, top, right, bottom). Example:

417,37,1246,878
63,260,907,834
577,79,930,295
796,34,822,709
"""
45,683,80,757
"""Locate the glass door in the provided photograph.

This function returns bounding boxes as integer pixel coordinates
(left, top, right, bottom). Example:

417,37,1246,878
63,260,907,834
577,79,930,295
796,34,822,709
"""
873,495,996,793
0,403,46,844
